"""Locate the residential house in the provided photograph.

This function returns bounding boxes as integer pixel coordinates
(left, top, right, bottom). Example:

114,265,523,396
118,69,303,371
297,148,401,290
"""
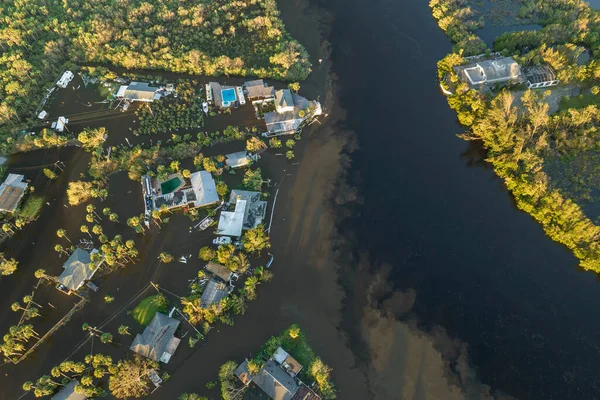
217,199,247,237
245,79,275,100
130,312,181,363
200,278,229,308
145,171,218,215
229,190,267,230
225,151,250,169
189,171,219,207
56,248,100,295
275,90,295,113
525,65,560,89
273,347,303,377
206,262,233,282
116,82,161,102
52,116,68,132
264,93,322,136
0,174,28,213
455,57,522,88
235,347,322,400
51,380,87,400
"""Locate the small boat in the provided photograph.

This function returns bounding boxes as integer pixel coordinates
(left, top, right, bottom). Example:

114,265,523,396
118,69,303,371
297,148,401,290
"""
202,102,209,114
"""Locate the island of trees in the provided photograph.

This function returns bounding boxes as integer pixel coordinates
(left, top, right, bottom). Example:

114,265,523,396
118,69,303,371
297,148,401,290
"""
431,0,600,271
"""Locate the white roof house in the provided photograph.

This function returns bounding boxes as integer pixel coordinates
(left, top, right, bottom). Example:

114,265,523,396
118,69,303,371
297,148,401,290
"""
52,116,68,132
217,199,247,237
56,71,74,89
225,151,250,168
456,57,522,87
37,110,48,120
0,174,28,213
189,171,219,207
116,82,161,102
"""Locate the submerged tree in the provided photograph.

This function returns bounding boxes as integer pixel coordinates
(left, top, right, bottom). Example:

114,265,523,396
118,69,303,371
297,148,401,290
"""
109,356,158,399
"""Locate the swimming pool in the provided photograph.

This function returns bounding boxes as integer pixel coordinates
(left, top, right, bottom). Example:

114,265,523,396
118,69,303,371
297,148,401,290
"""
161,177,183,195
221,88,237,107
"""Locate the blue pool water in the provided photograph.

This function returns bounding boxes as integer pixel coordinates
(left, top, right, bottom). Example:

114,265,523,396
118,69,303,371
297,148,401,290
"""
221,88,237,104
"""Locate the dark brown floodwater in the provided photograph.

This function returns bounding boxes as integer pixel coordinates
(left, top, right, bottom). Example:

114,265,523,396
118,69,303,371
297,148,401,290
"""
4,0,600,399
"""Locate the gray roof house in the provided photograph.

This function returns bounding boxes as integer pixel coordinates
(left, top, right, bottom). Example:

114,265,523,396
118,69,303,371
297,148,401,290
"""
275,89,295,113
253,359,300,400
0,174,28,213
57,248,99,295
245,79,275,99
455,57,522,87
201,278,229,308
230,190,267,230
51,380,87,400
130,312,181,363
116,82,161,102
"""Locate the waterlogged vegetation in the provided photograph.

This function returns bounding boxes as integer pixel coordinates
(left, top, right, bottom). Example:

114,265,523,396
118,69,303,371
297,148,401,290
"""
0,0,311,151
219,325,336,400
432,0,600,271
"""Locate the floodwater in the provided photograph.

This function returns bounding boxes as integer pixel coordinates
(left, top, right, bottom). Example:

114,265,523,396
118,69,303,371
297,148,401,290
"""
477,24,542,49
327,0,600,398
3,0,600,399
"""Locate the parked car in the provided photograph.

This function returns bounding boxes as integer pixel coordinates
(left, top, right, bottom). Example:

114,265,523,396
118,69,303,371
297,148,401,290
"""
86,281,99,292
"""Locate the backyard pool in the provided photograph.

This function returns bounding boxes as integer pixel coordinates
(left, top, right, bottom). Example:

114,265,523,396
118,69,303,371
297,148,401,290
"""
161,176,183,195
221,88,237,107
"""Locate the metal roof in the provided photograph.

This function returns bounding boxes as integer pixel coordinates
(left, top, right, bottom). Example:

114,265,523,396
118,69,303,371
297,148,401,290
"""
130,312,181,363
275,89,294,110
0,174,27,213
229,190,267,230
253,360,299,400
190,171,219,207
217,199,247,237
200,278,229,307
57,248,95,291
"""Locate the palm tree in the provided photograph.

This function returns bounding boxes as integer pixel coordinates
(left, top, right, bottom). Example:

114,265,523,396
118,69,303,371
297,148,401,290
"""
80,225,92,238
244,276,259,300
159,252,174,263
86,204,101,220
118,325,131,336
102,207,112,216
2,223,14,235
109,213,119,223
92,225,103,236
54,244,68,256
100,333,113,344
56,229,71,242
86,214,95,223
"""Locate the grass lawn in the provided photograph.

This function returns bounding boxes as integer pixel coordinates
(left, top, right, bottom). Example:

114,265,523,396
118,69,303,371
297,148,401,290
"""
559,93,600,111
132,295,168,326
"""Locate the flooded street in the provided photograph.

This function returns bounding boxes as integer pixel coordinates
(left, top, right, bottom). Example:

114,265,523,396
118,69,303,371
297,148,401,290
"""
3,0,600,399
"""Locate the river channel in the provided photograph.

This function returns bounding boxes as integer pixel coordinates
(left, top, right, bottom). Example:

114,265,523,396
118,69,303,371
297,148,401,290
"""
326,0,600,398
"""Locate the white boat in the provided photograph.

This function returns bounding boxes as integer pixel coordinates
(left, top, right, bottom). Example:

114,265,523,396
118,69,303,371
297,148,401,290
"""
202,102,209,114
